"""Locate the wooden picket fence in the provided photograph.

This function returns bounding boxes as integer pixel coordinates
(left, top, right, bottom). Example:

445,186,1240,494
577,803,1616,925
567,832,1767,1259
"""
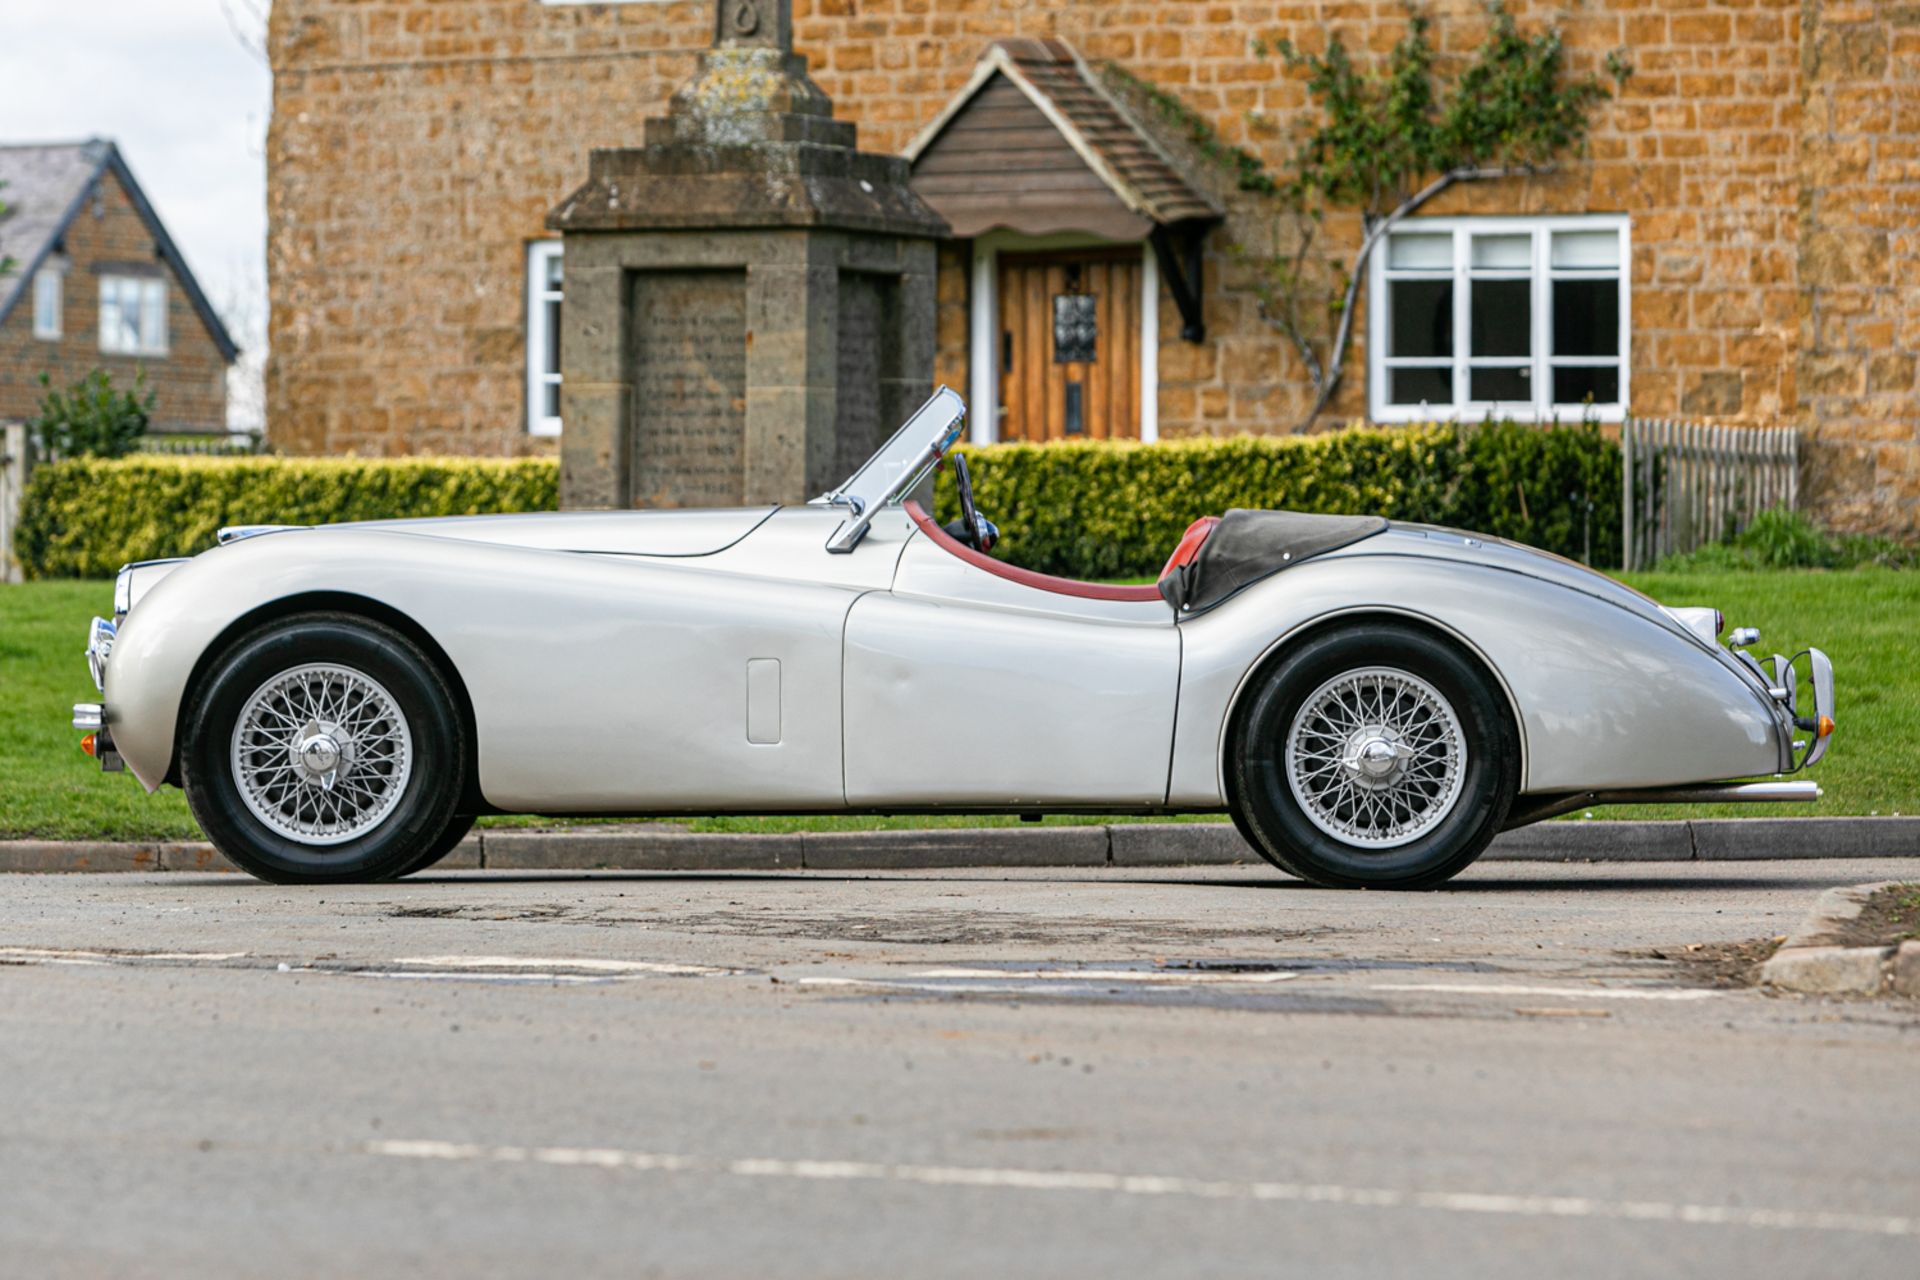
1620,419,1799,571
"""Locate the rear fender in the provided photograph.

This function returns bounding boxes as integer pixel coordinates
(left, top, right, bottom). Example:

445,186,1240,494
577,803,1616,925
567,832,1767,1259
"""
1169,556,1781,806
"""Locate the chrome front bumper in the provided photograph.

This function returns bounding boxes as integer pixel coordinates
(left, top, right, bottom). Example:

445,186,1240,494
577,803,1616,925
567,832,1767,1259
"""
1734,644,1836,771
76,615,124,771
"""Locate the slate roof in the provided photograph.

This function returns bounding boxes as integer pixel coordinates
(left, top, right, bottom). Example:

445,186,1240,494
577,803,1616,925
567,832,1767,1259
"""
905,39,1223,235
0,139,237,361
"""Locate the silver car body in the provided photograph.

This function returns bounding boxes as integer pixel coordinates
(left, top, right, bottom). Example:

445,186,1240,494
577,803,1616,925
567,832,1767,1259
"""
90,398,1827,821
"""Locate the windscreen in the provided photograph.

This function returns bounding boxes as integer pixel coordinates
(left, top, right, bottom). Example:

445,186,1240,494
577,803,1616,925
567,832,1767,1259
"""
817,386,967,516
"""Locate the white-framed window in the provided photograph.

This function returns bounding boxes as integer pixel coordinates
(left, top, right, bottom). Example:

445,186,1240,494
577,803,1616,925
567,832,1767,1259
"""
32,261,64,340
525,240,564,436
1368,215,1629,423
98,274,168,356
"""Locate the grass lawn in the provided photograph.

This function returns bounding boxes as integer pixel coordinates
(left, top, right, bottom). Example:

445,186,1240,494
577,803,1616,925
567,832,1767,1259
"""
2,569,1913,841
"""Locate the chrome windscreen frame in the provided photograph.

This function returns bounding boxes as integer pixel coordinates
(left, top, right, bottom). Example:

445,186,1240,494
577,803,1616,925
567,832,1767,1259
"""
821,387,967,554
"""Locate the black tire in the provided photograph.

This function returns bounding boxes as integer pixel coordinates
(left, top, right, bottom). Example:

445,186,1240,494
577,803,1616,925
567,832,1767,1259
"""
395,812,477,878
1227,622,1518,890
181,613,470,885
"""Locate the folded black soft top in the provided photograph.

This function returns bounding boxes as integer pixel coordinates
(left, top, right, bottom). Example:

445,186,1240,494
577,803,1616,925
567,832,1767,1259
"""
1159,510,1389,616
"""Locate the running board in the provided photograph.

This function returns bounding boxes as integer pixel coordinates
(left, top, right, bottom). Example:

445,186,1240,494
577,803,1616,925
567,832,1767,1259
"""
1503,781,1822,831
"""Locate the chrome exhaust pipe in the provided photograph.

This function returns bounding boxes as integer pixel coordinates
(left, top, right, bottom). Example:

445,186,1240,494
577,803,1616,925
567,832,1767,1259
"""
1503,780,1821,830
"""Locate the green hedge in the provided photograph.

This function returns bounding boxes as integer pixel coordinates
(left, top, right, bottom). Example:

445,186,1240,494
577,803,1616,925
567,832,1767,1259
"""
16,422,1619,580
16,456,558,579
935,422,1621,579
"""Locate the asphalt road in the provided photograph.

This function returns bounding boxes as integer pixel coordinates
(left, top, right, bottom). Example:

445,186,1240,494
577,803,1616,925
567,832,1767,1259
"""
3,860,1917,1279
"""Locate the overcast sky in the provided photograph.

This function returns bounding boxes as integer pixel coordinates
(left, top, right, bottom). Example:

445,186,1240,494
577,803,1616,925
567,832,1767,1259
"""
2,0,269,420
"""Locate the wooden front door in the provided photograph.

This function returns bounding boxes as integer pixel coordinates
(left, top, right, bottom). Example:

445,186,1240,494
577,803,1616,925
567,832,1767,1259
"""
997,249,1141,441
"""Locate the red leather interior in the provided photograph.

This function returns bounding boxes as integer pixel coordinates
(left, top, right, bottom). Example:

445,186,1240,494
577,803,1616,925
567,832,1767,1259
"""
902,502,1168,603
1159,516,1221,581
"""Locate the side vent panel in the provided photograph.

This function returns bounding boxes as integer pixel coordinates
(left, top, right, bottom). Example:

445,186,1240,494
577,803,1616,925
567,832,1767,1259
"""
746,659,782,745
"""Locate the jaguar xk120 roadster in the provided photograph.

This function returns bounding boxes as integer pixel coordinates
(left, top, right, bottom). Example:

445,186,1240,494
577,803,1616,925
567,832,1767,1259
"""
73,388,1834,888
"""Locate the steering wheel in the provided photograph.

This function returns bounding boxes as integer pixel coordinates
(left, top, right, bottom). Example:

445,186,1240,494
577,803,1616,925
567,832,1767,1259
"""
953,453,986,551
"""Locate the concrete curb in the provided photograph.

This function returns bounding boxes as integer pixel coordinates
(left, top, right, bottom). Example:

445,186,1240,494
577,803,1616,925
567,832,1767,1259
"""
1759,880,1920,996
3,816,1919,874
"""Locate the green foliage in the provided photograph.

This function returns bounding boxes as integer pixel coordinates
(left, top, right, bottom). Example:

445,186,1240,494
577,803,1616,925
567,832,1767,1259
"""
1263,3,1628,217
1655,508,1917,573
1102,64,1280,197
16,456,558,579
29,369,155,460
935,420,1620,579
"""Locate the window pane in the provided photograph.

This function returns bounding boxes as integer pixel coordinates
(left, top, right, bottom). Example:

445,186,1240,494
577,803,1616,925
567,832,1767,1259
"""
1389,365,1453,406
143,281,167,352
1471,279,1530,358
1553,278,1619,357
1553,365,1620,405
544,298,562,374
1387,232,1451,270
1551,230,1620,269
1390,279,1452,359
99,280,120,351
1471,234,1529,269
123,282,144,350
34,269,59,335
1470,366,1531,402
543,382,561,418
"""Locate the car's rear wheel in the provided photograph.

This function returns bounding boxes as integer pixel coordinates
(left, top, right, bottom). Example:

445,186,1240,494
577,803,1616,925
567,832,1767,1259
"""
181,613,469,884
1227,622,1518,889
396,812,477,878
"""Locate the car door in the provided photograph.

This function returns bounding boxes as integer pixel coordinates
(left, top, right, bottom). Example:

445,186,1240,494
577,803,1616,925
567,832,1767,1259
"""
842,535,1181,808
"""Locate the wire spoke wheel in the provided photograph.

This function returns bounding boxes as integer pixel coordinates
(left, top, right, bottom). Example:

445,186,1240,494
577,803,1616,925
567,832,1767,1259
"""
229,663,414,846
1283,666,1466,850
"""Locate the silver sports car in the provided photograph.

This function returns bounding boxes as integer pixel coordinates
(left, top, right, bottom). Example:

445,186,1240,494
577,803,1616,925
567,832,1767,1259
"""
73,388,1835,888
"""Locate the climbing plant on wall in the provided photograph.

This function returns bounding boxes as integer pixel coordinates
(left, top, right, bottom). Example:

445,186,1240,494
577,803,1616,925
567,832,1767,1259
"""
1120,3,1630,429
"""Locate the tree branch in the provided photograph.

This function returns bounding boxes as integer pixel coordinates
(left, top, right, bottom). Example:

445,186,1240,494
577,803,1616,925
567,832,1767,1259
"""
1297,164,1547,430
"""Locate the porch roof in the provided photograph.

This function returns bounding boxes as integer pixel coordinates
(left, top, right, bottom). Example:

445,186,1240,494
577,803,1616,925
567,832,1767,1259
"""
905,40,1223,241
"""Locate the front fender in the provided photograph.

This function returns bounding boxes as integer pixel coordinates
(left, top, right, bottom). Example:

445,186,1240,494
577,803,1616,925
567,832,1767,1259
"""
1168,555,1783,806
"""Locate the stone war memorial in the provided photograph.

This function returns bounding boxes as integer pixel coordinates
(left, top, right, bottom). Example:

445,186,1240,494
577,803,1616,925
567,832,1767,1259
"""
548,0,949,511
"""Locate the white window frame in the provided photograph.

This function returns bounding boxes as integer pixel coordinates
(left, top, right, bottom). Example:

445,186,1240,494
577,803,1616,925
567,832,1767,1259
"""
1367,214,1630,424
967,230,1160,444
32,260,64,340
525,240,564,437
97,274,169,356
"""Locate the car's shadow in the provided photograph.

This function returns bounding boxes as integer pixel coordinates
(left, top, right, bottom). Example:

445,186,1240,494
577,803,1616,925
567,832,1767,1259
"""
161,869,1852,894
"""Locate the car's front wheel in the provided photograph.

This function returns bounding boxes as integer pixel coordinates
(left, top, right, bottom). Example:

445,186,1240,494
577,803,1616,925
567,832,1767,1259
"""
181,613,469,884
1227,622,1518,890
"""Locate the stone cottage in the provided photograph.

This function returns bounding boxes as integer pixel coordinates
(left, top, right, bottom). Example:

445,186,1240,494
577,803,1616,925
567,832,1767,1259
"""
266,0,1917,532
0,140,236,434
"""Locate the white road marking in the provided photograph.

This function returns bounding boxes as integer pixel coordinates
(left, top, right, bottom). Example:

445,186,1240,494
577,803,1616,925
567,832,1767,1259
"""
365,1139,1918,1239
1369,983,1719,1002
390,956,736,976
913,968,1298,985
338,970,623,985
0,946,251,964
